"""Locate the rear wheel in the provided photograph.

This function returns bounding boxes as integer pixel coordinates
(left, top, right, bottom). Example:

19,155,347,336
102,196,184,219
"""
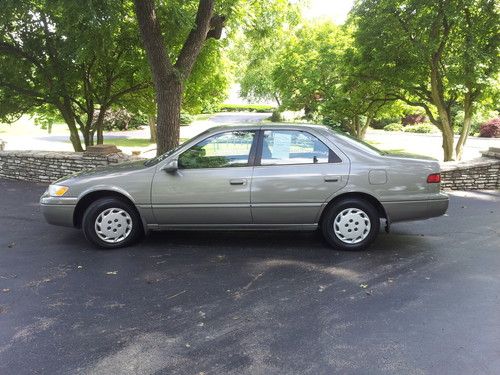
82,197,142,249
321,198,380,251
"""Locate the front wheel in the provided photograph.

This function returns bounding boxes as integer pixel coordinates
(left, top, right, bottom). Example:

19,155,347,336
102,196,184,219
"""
321,198,380,251
82,197,142,249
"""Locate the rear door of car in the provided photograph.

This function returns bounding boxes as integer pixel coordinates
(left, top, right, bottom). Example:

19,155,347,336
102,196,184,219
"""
250,129,349,224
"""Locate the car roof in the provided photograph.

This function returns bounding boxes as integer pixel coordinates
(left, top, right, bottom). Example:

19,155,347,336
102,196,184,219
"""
204,123,331,133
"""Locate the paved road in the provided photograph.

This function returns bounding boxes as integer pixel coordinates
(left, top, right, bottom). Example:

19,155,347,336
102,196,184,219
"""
0,179,499,375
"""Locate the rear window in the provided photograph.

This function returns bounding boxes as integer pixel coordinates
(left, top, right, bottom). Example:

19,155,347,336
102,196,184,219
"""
334,132,384,156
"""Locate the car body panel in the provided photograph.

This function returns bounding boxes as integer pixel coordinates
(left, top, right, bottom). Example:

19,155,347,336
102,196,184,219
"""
151,166,254,224
40,124,449,231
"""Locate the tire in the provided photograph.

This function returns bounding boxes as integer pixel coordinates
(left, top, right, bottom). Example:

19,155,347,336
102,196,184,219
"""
82,197,142,249
321,198,380,251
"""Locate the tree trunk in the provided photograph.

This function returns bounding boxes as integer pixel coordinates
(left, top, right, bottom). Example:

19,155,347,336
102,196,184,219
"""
430,61,455,161
134,0,218,155
148,115,157,143
95,106,108,145
58,101,84,152
156,79,182,155
455,91,473,161
359,116,371,140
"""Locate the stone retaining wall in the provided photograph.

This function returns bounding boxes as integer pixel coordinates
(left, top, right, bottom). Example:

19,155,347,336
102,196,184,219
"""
441,159,500,190
0,150,136,183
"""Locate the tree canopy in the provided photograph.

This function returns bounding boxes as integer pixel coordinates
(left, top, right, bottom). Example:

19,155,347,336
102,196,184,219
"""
352,0,500,160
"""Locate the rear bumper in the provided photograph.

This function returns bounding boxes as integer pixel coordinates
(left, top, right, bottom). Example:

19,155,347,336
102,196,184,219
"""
40,195,76,227
382,194,449,223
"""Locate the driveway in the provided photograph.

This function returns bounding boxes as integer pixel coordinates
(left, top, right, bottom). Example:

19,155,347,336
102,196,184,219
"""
0,178,499,375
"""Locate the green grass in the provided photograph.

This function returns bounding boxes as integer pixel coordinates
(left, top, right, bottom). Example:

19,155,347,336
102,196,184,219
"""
105,138,155,148
193,113,214,121
218,103,276,113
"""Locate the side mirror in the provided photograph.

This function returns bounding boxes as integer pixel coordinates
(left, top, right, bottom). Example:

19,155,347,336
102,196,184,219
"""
162,159,178,173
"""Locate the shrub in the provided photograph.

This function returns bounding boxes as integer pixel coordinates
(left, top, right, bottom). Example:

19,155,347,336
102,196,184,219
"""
479,118,500,138
403,123,439,133
383,123,404,132
180,112,194,126
270,110,282,122
402,113,427,126
101,109,146,131
371,117,400,129
218,103,276,113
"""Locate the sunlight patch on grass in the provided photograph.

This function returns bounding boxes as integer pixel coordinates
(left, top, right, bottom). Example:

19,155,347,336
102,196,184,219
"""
105,138,155,147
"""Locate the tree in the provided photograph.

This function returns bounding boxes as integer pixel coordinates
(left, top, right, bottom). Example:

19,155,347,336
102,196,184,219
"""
0,0,150,151
233,0,302,106
352,0,499,160
133,0,227,155
273,22,394,139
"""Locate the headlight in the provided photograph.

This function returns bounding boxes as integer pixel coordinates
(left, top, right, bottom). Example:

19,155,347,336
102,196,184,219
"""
48,185,69,197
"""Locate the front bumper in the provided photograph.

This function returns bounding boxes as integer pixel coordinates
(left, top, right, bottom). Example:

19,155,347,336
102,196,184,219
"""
382,193,449,223
40,195,77,227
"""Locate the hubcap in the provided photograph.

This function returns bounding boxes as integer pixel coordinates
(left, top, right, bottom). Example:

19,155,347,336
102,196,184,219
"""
95,208,132,244
333,208,371,244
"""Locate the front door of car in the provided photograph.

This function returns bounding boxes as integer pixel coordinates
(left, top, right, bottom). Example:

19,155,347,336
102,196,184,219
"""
151,130,257,225
251,129,349,224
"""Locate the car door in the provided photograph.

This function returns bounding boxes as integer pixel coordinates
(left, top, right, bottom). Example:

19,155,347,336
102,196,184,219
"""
251,129,349,224
151,130,257,225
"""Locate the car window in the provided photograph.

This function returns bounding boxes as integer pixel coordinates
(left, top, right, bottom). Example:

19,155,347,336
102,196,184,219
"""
178,131,256,169
260,130,333,165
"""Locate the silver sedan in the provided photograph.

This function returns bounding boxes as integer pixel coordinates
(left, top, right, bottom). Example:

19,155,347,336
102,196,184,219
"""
40,124,449,250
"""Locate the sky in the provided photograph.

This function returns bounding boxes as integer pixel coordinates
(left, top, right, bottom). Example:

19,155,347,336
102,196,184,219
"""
302,0,355,24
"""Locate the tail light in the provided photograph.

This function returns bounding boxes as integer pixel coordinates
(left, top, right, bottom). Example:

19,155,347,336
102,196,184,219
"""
427,173,441,183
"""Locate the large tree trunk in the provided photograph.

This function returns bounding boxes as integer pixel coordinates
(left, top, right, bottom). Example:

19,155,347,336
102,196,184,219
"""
134,0,218,155
148,115,157,143
455,91,473,161
156,79,182,154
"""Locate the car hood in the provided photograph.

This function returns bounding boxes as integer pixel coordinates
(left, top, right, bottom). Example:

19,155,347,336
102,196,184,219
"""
55,159,149,184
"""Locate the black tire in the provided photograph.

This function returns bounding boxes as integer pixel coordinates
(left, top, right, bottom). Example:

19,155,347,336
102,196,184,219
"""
321,198,380,251
82,197,142,249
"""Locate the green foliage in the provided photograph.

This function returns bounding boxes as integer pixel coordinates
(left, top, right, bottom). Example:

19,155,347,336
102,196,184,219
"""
218,104,276,112
403,123,439,134
183,40,230,114
180,112,194,125
352,0,500,159
0,0,150,150
383,123,404,132
230,0,302,105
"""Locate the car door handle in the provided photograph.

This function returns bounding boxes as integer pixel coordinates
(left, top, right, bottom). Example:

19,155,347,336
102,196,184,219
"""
229,179,247,186
324,175,341,182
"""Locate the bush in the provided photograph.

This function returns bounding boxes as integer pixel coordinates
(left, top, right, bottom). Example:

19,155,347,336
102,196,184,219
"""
383,123,404,132
180,112,194,126
101,109,146,131
402,113,427,126
479,118,500,138
371,117,400,129
218,103,276,113
403,123,439,133
270,110,282,122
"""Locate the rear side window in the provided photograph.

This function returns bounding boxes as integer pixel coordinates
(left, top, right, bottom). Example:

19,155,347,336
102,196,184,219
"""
260,130,338,165
178,131,256,169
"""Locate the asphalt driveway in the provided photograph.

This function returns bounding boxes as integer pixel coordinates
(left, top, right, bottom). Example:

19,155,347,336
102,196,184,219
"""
0,178,499,375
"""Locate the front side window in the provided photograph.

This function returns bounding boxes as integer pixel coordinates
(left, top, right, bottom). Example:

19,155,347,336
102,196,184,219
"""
260,130,334,165
178,131,256,169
